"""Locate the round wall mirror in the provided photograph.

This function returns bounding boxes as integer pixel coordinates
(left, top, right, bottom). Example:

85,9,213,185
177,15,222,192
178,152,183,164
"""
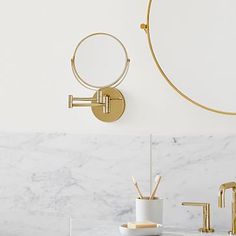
143,0,236,115
71,33,130,90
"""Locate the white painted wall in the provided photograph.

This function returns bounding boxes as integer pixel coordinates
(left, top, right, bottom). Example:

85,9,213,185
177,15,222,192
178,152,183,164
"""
0,0,236,135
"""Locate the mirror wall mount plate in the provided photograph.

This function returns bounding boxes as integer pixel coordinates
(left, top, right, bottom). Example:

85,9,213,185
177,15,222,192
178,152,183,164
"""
68,32,130,122
141,0,236,115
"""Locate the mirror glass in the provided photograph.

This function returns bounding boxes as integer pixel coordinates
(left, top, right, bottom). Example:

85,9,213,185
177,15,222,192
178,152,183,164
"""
149,0,236,112
73,33,128,89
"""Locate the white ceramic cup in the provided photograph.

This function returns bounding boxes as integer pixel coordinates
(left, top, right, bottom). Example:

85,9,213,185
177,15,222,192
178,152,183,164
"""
136,197,163,224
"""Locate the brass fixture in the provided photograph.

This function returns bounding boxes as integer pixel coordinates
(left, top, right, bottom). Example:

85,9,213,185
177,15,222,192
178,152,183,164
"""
68,32,130,122
218,182,236,235
69,87,125,122
141,0,236,115
182,202,215,233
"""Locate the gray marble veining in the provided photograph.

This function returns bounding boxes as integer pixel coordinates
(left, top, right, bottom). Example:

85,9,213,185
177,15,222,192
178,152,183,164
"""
152,136,236,230
0,133,150,235
0,133,236,235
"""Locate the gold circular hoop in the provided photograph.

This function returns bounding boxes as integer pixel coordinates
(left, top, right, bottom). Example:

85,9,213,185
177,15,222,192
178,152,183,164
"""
71,32,130,91
142,0,236,115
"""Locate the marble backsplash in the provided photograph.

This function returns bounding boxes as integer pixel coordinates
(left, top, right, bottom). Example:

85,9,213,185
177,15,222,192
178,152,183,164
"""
152,136,236,231
0,133,235,235
0,133,150,236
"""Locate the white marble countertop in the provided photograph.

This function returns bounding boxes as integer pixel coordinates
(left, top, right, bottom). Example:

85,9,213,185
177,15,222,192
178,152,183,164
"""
72,224,231,236
163,228,229,236
118,228,229,236
0,215,231,236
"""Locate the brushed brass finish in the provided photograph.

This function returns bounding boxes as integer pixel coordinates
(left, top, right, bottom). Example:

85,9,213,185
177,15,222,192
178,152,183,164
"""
71,32,130,91
140,23,148,33
68,95,73,108
218,182,236,235
69,88,125,122
68,32,129,122
92,87,125,122
68,95,102,108
141,0,236,115
182,202,215,233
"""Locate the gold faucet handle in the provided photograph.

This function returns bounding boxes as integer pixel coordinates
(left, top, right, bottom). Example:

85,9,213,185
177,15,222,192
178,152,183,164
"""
182,202,215,233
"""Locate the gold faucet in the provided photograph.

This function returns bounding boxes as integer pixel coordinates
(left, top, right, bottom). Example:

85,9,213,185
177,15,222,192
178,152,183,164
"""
218,182,236,235
182,202,214,233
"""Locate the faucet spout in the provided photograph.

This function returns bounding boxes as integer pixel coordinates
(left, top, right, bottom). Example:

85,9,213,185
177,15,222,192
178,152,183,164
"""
218,188,225,208
218,182,236,235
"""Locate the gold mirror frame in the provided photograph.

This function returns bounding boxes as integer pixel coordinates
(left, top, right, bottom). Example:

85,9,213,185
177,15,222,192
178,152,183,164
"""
69,32,130,122
141,0,236,115
71,32,130,91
